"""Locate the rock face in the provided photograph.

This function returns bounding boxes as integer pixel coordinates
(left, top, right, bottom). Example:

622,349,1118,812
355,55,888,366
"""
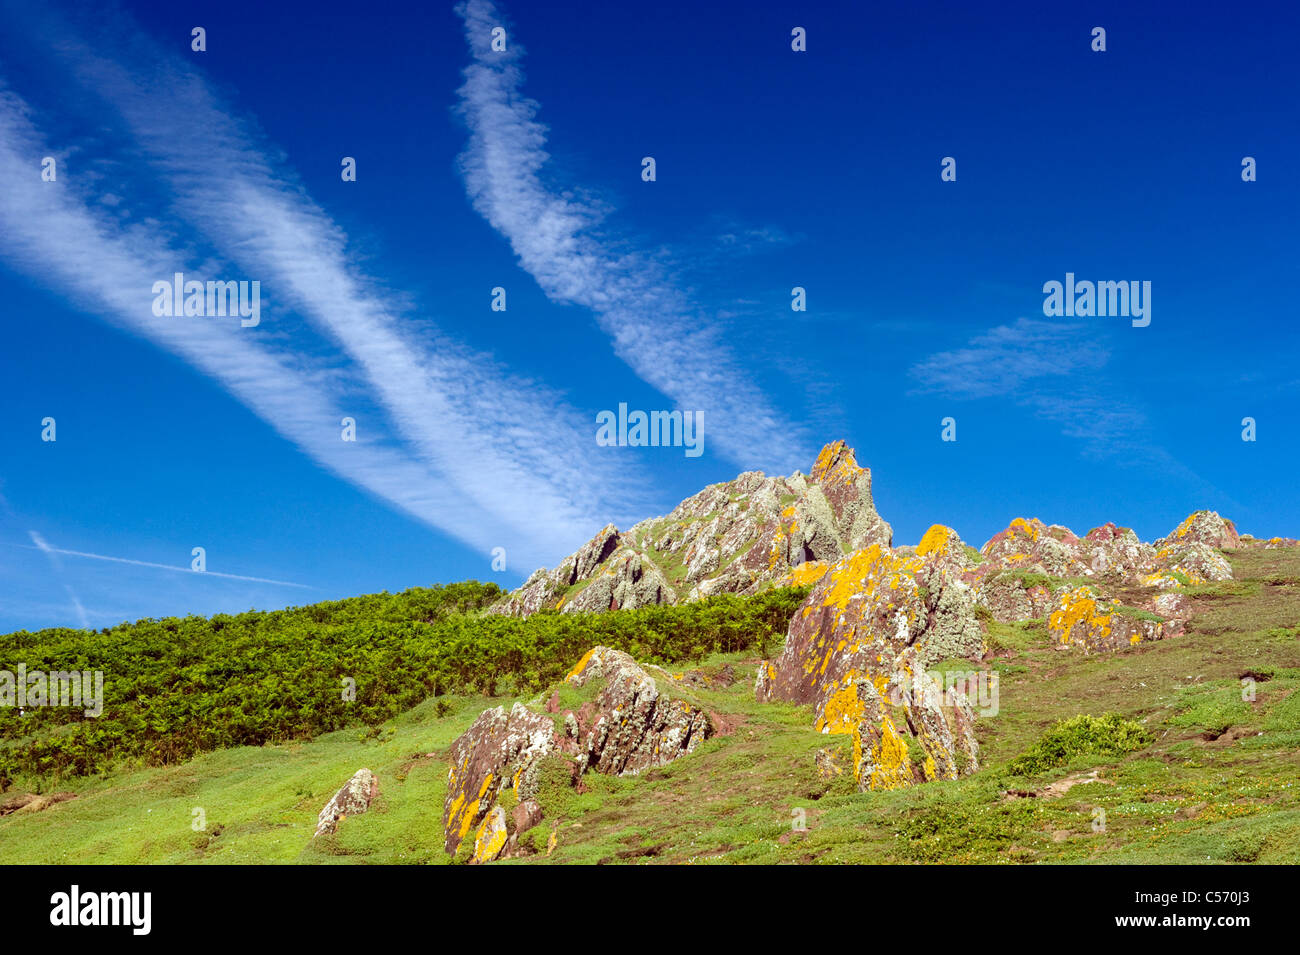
441,646,711,860
1157,511,1239,551
975,571,1060,624
443,702,555,855
491,441,892,616
980,517,1093,578
757,541,983,714
748,504,1264,791
563,646,711,776
755,535,984,792
474,435,1280,807
314,769,379,838
970,510,1246,631
1046,586,1190,652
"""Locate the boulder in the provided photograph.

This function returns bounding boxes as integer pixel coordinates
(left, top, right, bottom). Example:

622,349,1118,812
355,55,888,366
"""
980,518,1092,579
563,646,712,776
914,524,980,574
757,543,982,719
1150,540,1233,586
755,542,982,791
974,570,1060,623
1157,511,1239,551
314,768,379,838
1083,523,1157,578
442,646,711,858
443,703,555,854
1046,585,1190,652
834,666,979,792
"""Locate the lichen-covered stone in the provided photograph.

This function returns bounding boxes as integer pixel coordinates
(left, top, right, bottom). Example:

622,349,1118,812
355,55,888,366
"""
831,662,980,792
442,646,710,859
914,524,982,576
1157,511,1239,551
491,441,892,617
1150,540,1233,586
1083,522,1157,578
1237,534,1300,550
472,806,509,864
443,702,555,855
563,646,711,776
314,768,379,839
757,543,982,724
815,746,846,779
980,517,1092,578
1046,585,1189,652
754,541,981,792
850,678,916,791
973,570,1060,623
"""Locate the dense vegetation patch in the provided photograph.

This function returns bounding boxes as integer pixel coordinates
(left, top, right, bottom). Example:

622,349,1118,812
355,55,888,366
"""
1005,713,1149,776
0,583,807,786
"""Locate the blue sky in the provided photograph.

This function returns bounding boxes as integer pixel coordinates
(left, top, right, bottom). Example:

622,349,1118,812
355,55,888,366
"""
1,0,1297,632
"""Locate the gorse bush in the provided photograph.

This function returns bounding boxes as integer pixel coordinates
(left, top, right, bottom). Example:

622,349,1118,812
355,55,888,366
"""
0,582,807,785
1005,713,1149,776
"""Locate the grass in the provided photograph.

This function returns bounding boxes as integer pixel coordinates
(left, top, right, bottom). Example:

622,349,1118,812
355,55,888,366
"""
3,549,1299,864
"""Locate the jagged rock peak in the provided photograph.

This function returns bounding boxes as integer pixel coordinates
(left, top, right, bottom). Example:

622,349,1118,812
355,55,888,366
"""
491,441,892,617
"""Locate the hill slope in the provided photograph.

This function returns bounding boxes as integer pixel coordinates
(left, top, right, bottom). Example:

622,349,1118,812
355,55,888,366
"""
2,547,1298,864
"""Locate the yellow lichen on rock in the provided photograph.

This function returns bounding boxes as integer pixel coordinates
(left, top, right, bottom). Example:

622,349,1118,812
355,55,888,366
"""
785,559,830,588
1009,517,1040,541
1048,586,1112,645
816,678,865,734
820,544,922,613
564,647,598,683
858,713,915,791
472,806,509,864
916,524,954,557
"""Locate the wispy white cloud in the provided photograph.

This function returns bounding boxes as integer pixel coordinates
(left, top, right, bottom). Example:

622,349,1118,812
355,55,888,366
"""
49,33,637,548
910,318,1109,401
26,531,91,627
909,317,1149,450
453,0,810,473
21,537,314,589
0,8,656,576
908,317,1232,503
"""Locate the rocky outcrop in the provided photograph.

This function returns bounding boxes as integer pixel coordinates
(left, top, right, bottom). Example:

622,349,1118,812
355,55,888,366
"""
757,542,983,714
314,768,379,838
1157,511,1239,551
491,441,893,616
974,571,1061,624
563,646,711,776
749,506,1257,790
1046,585,1192,652
980,518,1093,579
441,646,711,860
755,538,983,791
1083,523,1157,578
443,703,555,855
1237,534,1300,549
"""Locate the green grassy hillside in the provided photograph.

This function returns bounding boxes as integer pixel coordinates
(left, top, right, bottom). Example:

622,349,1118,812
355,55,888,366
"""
2,550,1298,864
